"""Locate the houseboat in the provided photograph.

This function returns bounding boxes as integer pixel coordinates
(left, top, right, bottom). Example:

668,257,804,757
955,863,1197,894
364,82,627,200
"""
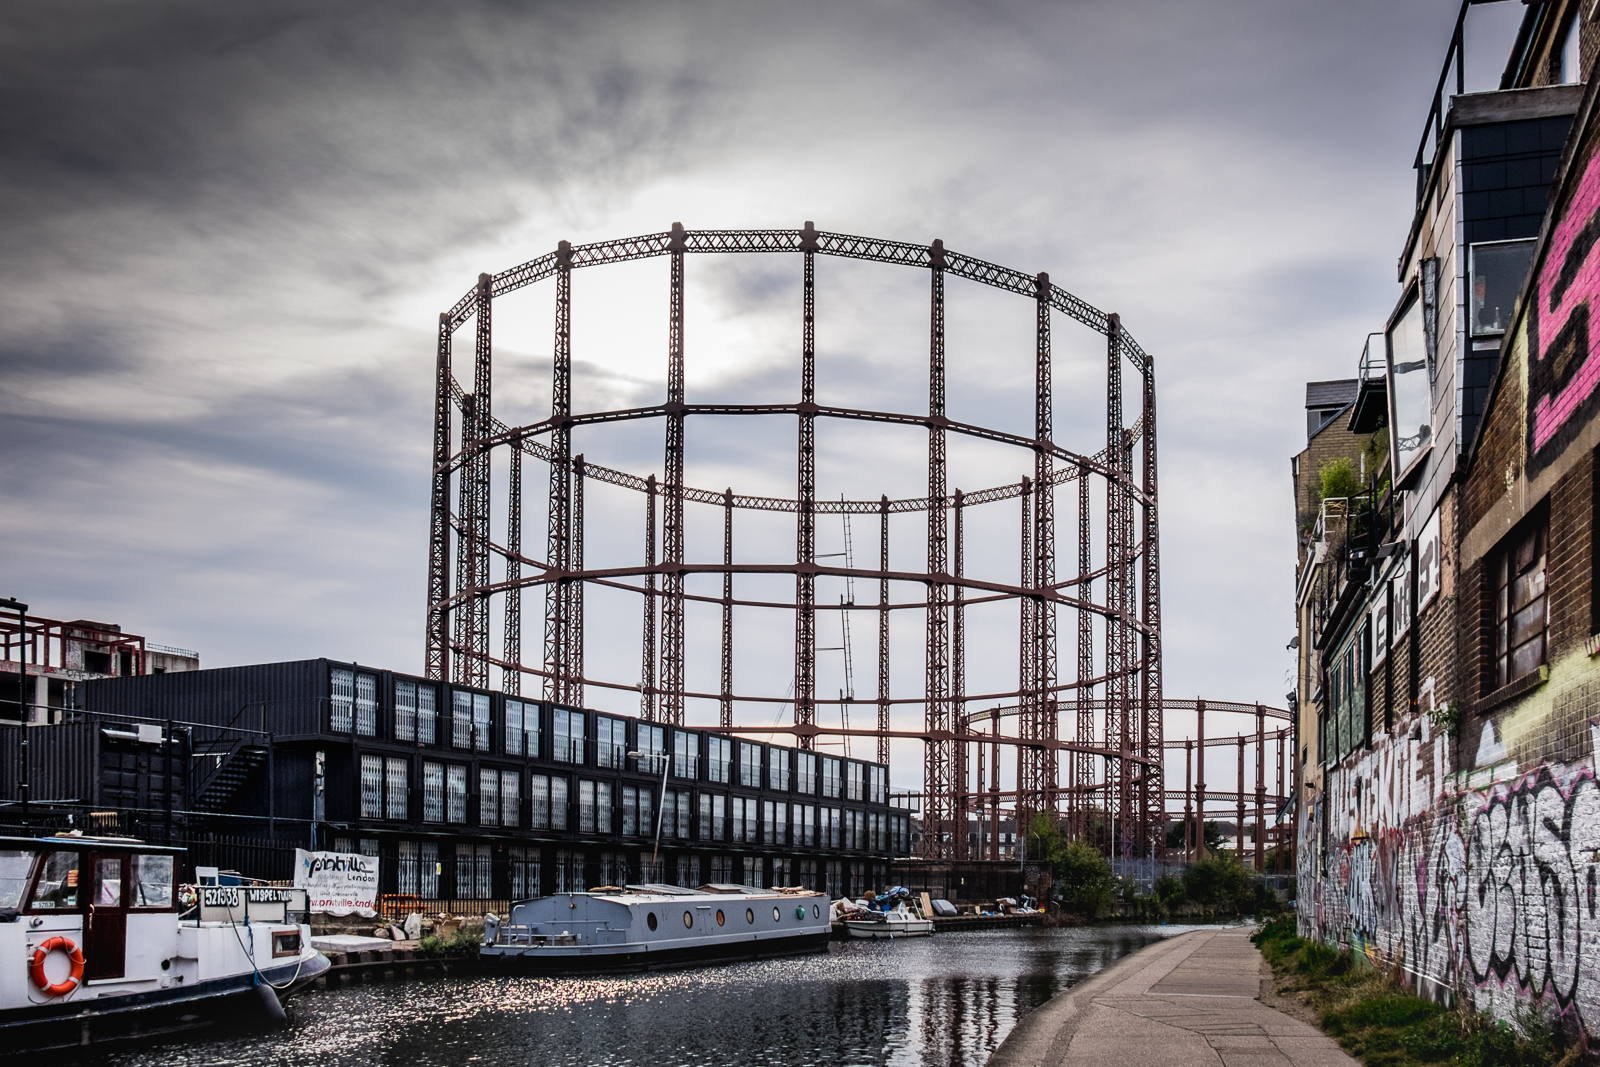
481,884,831,973
0,835,327,1051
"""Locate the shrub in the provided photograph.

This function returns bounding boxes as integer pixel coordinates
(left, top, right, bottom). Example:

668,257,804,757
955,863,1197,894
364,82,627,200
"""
1319,457,1362,502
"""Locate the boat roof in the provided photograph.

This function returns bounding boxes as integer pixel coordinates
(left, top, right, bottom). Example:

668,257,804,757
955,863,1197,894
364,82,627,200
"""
0,835,185,855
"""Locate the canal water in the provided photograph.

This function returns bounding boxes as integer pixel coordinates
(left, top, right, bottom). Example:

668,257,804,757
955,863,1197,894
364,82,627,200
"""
96,925,1205,1067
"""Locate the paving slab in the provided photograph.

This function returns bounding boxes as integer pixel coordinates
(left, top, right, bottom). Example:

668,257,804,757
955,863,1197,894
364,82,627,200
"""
987,928,1357,1067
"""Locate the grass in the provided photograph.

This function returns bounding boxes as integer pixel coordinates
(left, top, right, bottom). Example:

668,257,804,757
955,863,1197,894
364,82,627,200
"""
417,926,481,958
1252,917,1583,1067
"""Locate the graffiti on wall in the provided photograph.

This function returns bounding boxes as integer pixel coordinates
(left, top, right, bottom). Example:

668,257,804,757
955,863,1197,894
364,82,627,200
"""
1299,721,1600,1038
1529,143,1600,470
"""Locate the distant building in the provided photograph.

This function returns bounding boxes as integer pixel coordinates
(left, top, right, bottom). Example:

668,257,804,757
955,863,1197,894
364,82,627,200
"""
0,605,199,722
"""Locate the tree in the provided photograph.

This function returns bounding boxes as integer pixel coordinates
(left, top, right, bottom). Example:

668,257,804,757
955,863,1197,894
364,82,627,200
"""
1027,815,1115,918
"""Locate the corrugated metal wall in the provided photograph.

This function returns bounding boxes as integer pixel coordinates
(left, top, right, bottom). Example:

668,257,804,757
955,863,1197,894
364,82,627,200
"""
82,658,328,737
0,721,97,804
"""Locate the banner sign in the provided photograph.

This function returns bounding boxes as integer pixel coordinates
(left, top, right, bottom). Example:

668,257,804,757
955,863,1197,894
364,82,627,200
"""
294,850,378,916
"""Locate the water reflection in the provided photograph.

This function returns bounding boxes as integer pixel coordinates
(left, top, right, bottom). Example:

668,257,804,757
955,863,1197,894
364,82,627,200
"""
93,925,1203,1067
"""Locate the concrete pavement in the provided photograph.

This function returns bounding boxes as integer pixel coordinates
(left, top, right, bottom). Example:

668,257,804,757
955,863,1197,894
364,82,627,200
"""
988,927,1358,1067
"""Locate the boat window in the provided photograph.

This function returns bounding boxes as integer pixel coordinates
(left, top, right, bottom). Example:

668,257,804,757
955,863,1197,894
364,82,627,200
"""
0,851,34,909
683,910,694,929
716,909,725,926
773,907,781,922
131,855,174,909
745,908,754,925
29,852,79,910
646,911,658,931
94,858,123,907
812,905,820,919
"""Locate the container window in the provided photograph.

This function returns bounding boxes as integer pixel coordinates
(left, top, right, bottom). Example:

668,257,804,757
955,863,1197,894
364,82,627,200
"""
354,673,378,737
501,770,520,828
422,762,444,823
394,680,417,743
360,755,383,819
330,668,354,733
385,758,409,820
446,765,468,823
416,684,437,745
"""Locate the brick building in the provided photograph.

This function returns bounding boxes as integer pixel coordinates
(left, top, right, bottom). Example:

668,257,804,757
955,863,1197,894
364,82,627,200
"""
1293,0,1600,1043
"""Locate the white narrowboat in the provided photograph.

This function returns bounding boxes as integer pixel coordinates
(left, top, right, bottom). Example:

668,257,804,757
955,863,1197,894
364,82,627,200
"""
482,884,831,973
0,835,328,1051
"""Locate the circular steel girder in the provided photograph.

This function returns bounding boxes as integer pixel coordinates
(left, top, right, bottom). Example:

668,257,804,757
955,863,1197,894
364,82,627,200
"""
442,226,1151,371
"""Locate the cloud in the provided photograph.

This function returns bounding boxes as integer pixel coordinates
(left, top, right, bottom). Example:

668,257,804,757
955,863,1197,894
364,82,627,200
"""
1,0,1473,792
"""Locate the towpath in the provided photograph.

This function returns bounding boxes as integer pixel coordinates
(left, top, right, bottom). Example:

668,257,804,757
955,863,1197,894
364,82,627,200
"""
988,927,1358,1067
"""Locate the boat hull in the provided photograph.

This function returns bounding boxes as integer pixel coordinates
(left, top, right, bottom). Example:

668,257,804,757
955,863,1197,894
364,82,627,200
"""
842,919,934,939
0,953,330,1052
481,930,831,975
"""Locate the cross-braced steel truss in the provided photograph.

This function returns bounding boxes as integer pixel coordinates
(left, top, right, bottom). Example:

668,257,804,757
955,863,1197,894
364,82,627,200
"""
426,224,1165,858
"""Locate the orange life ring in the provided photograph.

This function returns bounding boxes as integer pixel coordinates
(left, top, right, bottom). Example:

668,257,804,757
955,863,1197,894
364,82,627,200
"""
29,936,84,997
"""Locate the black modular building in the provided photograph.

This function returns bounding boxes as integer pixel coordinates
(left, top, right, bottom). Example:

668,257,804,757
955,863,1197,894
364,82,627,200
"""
78,659,912,901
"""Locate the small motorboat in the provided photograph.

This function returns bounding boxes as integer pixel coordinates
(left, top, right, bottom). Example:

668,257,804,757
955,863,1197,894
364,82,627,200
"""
0,834,328,1051
481,883,832,973
842,903,934,939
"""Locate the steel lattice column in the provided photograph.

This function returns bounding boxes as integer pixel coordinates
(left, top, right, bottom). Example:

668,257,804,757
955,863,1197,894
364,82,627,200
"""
1104,311,1132,856
877,495,891,769
660,223,688,725
721,488,734,729
452,390,475,684
1030,271,1058,821
569,455,586,707
452,274,493,688
504,437,521,695
921,239,953,858
1017,476,1036,817
426,312,453,681
794,234,818,749
952,488,967,858
467,273,493,688
641,474,658,721
1076,463,1094,840
1139,357,1164,855
545,246,573,702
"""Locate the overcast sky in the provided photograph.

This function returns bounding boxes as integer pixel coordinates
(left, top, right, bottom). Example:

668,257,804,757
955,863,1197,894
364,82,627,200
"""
0,0,1525,789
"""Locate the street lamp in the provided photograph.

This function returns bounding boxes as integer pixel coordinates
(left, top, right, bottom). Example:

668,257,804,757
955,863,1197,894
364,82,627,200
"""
0,597,28,837
627,747,670,879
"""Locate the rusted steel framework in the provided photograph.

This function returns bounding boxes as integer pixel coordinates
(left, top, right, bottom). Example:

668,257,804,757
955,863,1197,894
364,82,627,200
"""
426,224,1164,858
961,698,1294,871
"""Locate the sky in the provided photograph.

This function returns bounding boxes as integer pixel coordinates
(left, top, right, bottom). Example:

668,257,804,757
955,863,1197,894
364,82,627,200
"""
0,0,1529,791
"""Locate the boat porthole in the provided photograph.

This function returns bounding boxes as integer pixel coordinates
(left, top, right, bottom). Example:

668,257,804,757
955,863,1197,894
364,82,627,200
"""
812,905,820,919
773,906,782,922
684,910,694,929
647,912,658,931
746,908,755,924
795,905,805,920
716,909,726,926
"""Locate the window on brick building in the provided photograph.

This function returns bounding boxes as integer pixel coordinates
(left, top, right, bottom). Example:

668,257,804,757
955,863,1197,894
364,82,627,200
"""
1495,514,1548,690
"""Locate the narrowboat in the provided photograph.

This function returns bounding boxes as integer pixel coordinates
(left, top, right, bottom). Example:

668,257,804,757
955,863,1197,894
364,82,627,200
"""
481,884,831,973
0,835,328,1051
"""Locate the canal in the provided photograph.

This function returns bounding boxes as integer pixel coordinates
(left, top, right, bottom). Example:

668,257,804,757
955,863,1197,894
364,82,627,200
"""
95,925,1209,1067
